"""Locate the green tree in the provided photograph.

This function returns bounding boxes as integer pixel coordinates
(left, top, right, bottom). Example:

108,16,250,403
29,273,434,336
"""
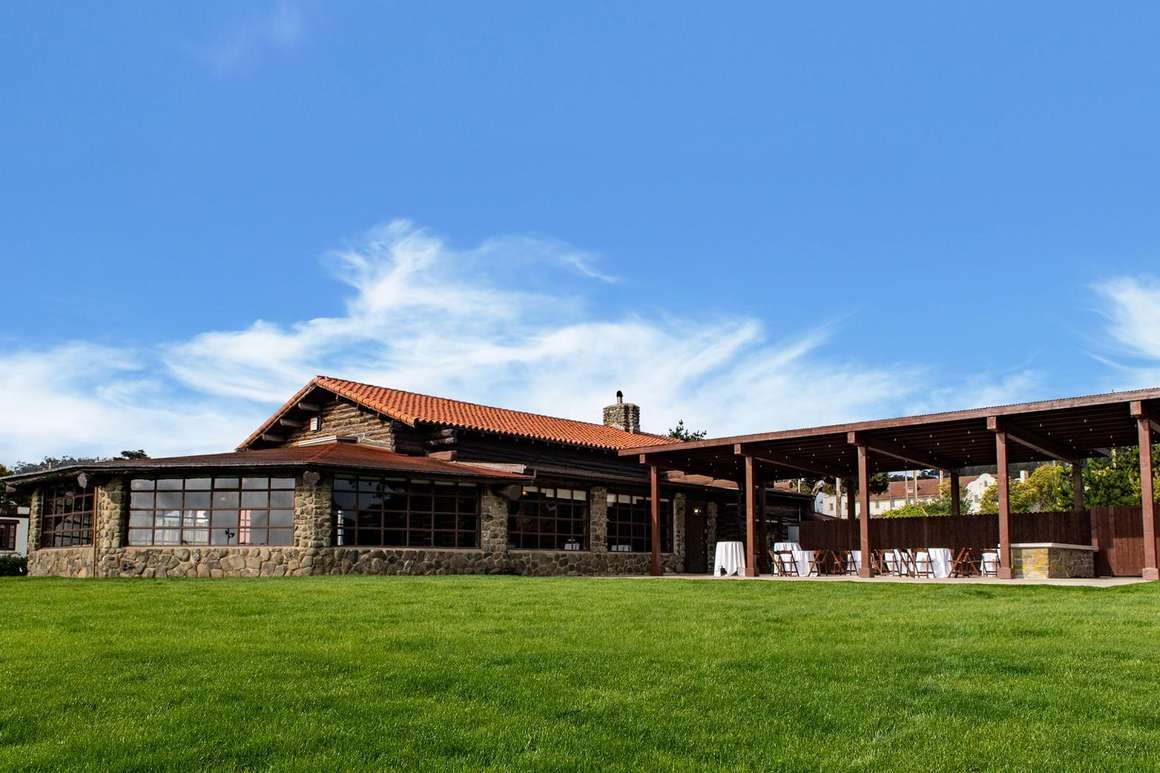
667,420,707,442
979,464,1073,513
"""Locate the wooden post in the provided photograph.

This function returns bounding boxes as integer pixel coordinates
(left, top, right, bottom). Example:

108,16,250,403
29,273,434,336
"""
744,454,757,577
949,472,961,517
649,464,662,577
995,431,1013,579
756,472,767,575
1136,412,1158,580
857,445,873,577
845,478,856,549
1072,462,1085,513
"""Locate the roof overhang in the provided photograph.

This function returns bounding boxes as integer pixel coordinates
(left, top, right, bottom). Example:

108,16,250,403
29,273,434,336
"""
624,387,1160,481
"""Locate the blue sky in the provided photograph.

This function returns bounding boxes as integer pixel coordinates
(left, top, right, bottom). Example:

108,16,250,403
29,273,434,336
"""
3,1,1160,463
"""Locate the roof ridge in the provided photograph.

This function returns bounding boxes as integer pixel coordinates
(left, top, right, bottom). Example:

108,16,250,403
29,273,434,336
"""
316,375,669,439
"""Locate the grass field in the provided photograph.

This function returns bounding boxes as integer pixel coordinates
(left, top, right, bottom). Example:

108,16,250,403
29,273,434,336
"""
1,577,1158,771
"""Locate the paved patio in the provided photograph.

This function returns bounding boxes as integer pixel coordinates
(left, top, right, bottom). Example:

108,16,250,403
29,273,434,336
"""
642,573,1146,588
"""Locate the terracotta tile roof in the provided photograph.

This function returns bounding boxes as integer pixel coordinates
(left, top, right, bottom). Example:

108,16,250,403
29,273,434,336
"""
240,376,674,452
2,442,531,488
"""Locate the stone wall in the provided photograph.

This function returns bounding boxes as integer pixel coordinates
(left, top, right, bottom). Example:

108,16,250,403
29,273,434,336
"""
705,501,718,570
27,473,685,579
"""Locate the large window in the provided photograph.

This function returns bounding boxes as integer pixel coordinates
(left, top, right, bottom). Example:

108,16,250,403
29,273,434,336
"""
0,520,17,551
606,491,672,553
128,477,295,547
333,475,479,548
508,485,588,551
39,485,94,547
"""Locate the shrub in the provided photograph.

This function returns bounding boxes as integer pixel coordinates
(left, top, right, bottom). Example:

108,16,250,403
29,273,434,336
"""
0,555,28,576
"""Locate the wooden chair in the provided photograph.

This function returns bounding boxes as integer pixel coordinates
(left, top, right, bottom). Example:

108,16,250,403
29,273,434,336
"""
770,549,799,576
842,551,860,576
875,550,901,576
809,549,841,576
950,547,978,577
912,549,934,578
897,549,918,577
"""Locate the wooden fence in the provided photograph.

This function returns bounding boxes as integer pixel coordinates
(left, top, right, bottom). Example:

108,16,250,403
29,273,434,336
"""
799,506,1154,576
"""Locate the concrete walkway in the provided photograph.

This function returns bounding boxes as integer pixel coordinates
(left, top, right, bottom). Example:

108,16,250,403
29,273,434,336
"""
640,573,1147,588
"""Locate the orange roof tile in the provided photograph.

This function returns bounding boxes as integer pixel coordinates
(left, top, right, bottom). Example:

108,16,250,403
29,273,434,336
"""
240,376,675,452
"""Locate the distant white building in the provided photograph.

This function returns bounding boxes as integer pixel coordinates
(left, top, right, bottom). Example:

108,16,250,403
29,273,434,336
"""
815,471,1007,517
1,506,29,557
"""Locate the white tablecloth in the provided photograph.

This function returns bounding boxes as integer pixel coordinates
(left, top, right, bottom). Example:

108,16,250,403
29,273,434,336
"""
927,548,952,578
773,542,812,576
714,541,746,576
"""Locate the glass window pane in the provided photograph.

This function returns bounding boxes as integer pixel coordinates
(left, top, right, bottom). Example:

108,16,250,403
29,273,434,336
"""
185,478,212,490
156,479,183,491
215,477,240,489
130,492,153,509
242,477,269,490
156,491,182,510
185,510,210,528
185,491,212,509
267,529,293,546
213,491,240,508
130,479,154,491
127,529,152,545
214,510,240,528
211,529,237,546
183,529,208,545
241,491,269,508
333,477,356,492
269,510,293,528
129,511,152,528
270,490,294,509
270,478,296,490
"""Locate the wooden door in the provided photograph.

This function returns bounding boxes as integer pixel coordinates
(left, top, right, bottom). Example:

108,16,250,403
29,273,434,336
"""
685,501,708,573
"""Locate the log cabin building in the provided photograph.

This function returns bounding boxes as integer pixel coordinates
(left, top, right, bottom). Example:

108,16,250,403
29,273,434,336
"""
3,376,811,578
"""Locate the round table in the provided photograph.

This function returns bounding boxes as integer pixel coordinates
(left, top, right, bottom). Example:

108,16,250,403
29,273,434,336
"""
714,541,746,576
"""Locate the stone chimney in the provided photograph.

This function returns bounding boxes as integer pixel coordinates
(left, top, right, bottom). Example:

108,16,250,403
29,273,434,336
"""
603,390,641,434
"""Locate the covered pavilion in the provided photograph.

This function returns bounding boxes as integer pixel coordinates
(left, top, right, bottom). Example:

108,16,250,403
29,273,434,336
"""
623,387,1160,580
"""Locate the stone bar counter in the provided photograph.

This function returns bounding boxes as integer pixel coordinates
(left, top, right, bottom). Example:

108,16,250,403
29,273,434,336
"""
1009,542,1096,579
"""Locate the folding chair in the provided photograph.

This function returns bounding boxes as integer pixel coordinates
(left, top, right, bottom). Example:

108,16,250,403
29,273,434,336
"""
912,549,934,578
842,550,860,576
809,549,839,576
875,550,901,576
771,549,799,577
950,547,978,577
897,549,918,577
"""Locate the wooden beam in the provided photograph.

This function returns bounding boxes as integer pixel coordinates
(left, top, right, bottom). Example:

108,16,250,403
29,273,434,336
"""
987,416,1082,464
856,445,873,577
844,478,856,550
260,432,284,443
1138,416,1158,581
1130,400,1160,434
846,431,960,472
1072,462,1085,512
949,472,961,517
278,417,305,428
756,468,767,575
649,465,662,577
296,401,321,413
735,444,846,480
743,454,757,577
995,431,1013,579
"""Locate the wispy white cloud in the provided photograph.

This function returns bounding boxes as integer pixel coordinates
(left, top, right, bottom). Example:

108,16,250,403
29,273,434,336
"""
0,219,1046,465
1090,275,1160,388
195,1,305,76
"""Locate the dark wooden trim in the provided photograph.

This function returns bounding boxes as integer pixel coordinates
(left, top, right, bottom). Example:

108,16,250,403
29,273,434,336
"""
995,431,1013,579
987,416,1084,464
649,465,661,576
857,446,872,577
847,430,960,472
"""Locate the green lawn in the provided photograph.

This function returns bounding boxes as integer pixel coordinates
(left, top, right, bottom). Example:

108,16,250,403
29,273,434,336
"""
1,577,1158,771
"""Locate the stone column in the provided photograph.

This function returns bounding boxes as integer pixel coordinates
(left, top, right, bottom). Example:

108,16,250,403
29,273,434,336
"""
589,487,608,552
706,501,718,571
26,488,42,555
94,478,127,577
480,488,509,553
672,493,686,569
295,473,333,550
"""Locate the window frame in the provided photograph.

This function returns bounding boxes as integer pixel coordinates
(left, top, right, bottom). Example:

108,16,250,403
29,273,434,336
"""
606,489,673,554
126,476,296,547
332,474,481,549
0,520,17,552
39,485,94,548
507,484,590,551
